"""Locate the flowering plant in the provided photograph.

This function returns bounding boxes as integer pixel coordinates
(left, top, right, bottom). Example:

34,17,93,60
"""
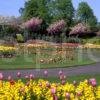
22,17,42,31
0,72,100,100
47,20,66,34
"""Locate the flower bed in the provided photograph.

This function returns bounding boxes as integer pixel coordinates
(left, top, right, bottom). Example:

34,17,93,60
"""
0,72,100,100
0,46,16,58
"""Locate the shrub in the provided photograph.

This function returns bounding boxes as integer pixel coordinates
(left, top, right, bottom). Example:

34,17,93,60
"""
66,38,81,43
16,34,24,43
47,20,66,34
22,17,42,31
69,23,90,35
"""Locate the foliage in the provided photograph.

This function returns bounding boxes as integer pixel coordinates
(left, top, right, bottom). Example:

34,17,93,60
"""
22,0,50,23
85,37,100,45
77,2,97,31
49,0,74,26
16,34,24,43
66,37,81,43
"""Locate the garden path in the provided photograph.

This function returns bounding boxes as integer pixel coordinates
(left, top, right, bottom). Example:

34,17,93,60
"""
0,63,100,79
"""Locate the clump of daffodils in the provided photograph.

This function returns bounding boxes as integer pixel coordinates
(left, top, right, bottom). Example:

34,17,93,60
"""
0,72,100,100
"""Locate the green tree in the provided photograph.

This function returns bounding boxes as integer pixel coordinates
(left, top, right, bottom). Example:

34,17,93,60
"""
22,0,50,24
77,2,97,31
49,0,74,26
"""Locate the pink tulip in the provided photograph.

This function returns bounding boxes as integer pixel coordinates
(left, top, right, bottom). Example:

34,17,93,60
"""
0,73,3,80
51,88,56,94
59,75,64,80
8,76,12,81
61,80,66,85
39,82,42,87
25,75,29,79
26,81,30,86
58,70,63,76
91,81,97,87
66,93,70,99
89,78,97,87
53,96,58,100
29,74,34,79
77,92,82,97
46,82,51,88
20,87,25,92
17,72,21,78
44,70,48,76
73,80,77,86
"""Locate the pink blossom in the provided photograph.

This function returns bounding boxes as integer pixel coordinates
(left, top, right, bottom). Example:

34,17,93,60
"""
17,72,21,78
23,17,42,31
8,76,12,81
26,81,30,86
66,92,70,99
25,75,29,79
61,80,66,85
51,88,56,94
58,70,63,76
47,20,66,34
44,70,48,76
73,80,77,86
20,87,25,92
77,92,82,97
53,96,58,100
29,74,34,79
46,82,51,88
89,78,97,87
0,73,3,80
39,82,42,87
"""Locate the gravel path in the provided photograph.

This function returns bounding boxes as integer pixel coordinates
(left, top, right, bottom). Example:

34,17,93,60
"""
0,63,100,79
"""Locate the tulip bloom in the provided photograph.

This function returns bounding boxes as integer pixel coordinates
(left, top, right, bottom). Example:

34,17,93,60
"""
0,73,3,80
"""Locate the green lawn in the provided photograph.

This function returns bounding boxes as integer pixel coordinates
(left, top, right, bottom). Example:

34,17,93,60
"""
0,48,99,69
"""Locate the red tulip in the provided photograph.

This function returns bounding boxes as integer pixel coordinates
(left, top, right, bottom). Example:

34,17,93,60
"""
10,80,15,85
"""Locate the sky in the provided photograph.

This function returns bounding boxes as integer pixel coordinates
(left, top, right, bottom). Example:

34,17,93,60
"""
0,0,100,21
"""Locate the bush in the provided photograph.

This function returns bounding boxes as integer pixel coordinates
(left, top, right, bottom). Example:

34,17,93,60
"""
47,20,66,34
16,34,24,43
66,38,81,43
86,37,100,44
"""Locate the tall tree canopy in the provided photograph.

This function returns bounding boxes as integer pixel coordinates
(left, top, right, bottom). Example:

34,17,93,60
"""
77,2,97,31
21,0,74,27
49,0,74,26
22,0,50,24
